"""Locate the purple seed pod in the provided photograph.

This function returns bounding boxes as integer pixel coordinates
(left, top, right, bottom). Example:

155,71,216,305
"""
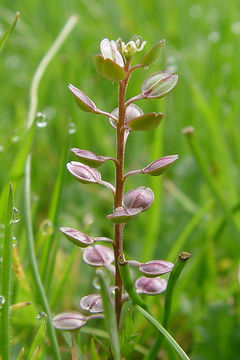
100,38,124,67
123,186,154,212
68,84,98,113
138,260,174,277
71,148,107,168
109,104,143,129
80,294,103,313
135,276,167,295
142,71,178,99
67,161,101,184
52,311,87,330
83,245,114,267
143,155,179,176
60,227,94,248
107,206,142,224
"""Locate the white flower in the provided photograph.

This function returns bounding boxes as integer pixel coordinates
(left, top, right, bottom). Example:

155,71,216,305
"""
100,38,124,67
117,36,146,58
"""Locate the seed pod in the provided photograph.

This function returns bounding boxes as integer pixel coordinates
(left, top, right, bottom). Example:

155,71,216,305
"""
67,161,101,184
107,206,142,224
123,186,154,212
52,311,87,330
140,39,165,66
60,227,94,248
83,245,114,267
143,155,178,176
80,294,103,313
68,84,98,113
93,55,126,82
142,71,178,99
127,112,164,131
71,148,106,168
138,260,174,277
109,104,143,129
135,276,167,295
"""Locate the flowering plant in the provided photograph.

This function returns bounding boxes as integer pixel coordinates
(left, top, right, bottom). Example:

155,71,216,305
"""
53,36,191,359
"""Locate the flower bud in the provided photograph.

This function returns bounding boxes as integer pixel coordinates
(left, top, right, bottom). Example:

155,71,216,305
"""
138,260,174,277
127,112,164,131
142,71,178,99
143,155,178,176
135,276,167,295
109,104,143,128
123,186,154,212
80,294,103,313
107,206,142,224
52,311,87,330
71,148,106,168
60,227,94,248
83,245,114,267
67,161,101,184
140,39,165,66
68,84,98,113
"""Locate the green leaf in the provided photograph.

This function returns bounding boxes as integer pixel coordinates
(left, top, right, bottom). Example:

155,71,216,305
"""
93,55,106,77
90,339,101,360
0,12,20,52
128,112,164,131
27,313,48,360
97,270,121,360
16,348,25,360
136,306,190,360
140,39,165,66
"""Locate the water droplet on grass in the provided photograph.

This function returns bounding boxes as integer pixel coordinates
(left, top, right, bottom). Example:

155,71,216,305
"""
144,66,149,70
0,295,5,308
12,207,21,223
12,236,17,247
36,112,48,128
0,145,4,152
40,220,53,236
68,122,77,134
36,311,47,321
11,135,20,143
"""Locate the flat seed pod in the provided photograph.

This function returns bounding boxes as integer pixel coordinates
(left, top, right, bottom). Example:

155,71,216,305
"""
83,245,114,267
60,227,94,248
71,148,106,168
127,112,164,131
143,155,178,176
140,39,165,66
123,186,154,212
135,276,167,295
67,161,101,184
68,84,98,113
107,207,142,224
93,55,126,82
142,71,178,99
109,104,143,129
80,294,103,313
52,311,87,330
139,260,174,277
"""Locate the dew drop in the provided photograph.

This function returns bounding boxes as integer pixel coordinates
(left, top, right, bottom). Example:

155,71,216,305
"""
0,295,5,309
68,122,77,134
0,145,4,152
11,135,20,143
40,219,53,236
36,112,48,128
144,66,149,70
12,207,21,224
12,236,17,247
36,311,47,321
92,276,101,290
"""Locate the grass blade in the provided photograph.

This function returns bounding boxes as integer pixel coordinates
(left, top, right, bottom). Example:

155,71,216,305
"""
27,313,48,360
0,11,20,52
136,305,190,360
0,184,14,360
97,270,121,360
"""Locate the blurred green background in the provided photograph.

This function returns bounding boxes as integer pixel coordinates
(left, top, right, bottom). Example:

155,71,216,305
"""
1,0,240,358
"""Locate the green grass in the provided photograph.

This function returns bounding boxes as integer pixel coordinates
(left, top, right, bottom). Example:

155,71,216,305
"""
0,0,240,358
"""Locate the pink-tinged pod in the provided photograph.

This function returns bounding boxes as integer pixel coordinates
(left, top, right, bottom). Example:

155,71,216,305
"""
71,148,106,168
60,227,94,248
138,260,174,277
107,206,142,224
52,311,87,330
83,245,114,267
123,186,154,212
67,161,101,184
143,155,178,176
135,276,167,295
109,104,143,129
68,84,98,113
80,294,103,313
142,71,178,99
